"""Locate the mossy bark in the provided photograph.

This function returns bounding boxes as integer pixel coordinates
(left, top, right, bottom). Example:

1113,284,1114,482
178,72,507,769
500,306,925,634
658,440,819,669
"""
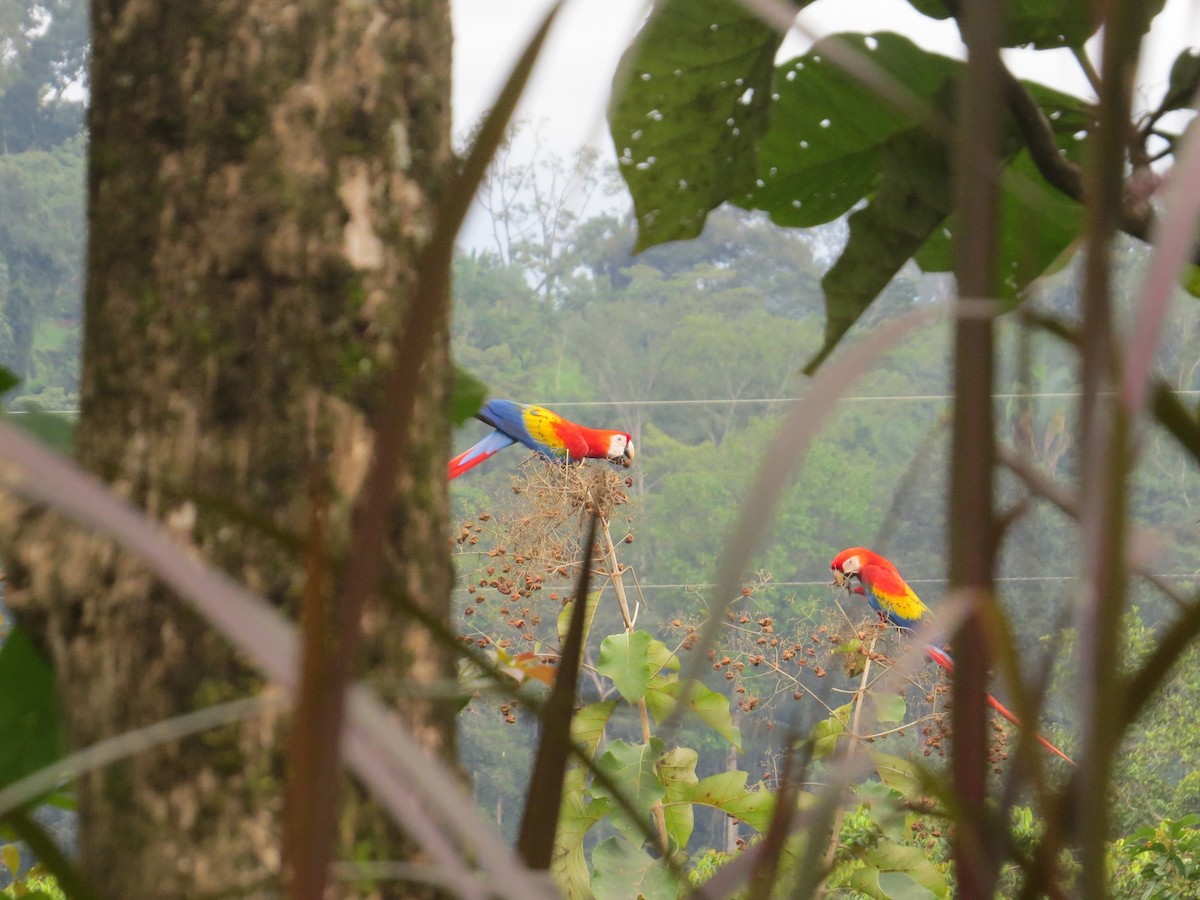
0,0,454,894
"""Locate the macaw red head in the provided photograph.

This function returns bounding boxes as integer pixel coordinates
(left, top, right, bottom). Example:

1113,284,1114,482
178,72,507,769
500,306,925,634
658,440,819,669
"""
830,547,872,587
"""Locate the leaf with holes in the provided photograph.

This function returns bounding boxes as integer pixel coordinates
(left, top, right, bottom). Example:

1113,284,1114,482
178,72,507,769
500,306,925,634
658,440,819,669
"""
610,0,784,250
742,32,959,229
903,0,1114,50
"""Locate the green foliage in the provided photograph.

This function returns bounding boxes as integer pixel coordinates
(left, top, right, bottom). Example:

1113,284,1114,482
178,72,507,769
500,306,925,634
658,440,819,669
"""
597,630,656,702
1110,815,1200,900
609,5,1175,368
1,840,65,899
904,0,1105,50
450,365,488,426
0,134,84,393
609,0,784,250
591,835,681,899
0,629,64,790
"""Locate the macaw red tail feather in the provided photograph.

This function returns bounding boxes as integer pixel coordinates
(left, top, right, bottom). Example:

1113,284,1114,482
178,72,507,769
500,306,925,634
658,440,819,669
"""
922,645,1075,766
448,447,487,480
448,430,517,480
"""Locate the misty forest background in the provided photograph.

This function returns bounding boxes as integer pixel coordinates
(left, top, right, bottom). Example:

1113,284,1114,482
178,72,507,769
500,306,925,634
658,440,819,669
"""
4,0,1200,892
8,86,1200,863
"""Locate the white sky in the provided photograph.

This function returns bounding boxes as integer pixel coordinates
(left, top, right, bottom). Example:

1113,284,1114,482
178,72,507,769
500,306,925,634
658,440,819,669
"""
452,0,1200,155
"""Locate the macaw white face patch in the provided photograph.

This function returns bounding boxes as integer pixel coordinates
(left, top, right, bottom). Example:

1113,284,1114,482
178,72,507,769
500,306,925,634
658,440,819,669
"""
608,433,634,460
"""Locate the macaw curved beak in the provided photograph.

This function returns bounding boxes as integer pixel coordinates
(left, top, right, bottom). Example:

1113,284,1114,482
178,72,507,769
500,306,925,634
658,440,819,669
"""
624,442,636,461
831,568,847,588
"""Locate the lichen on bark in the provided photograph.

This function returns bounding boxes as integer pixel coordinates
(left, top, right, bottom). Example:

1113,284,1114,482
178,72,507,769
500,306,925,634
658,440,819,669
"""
0,0,456,894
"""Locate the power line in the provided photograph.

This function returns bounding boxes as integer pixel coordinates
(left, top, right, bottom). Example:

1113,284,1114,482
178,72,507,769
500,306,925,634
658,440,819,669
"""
26,391,1200,417
623,574,1200,590
530,391,1200,409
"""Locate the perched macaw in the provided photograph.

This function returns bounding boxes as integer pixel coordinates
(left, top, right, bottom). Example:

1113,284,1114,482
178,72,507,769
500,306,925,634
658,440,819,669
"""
449,399,635,480
830,547,1074,765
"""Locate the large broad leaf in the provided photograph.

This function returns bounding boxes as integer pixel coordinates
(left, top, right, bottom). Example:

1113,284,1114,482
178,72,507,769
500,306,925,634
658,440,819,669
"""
849,839,949,898
552,766,610,898
0,628,65,788
610,0,785,250
741,32,960,370
597,630,655,703
571,700,616,761
814,126,950,370
592,738,666,842
743,32,959,228
644,679,741,749
683,770,776,833
591,836,681,900
915,150,1084,290
906,0,1166,50
905,0,1094,49
658,746,699,851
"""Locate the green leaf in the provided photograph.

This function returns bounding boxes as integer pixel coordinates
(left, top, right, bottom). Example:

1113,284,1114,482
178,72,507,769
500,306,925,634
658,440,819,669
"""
870,751,929,799
552,767,609,897
1164,47,1200,114
812,126,950,371
610,0,784,250
810,702,852,760
683,770,776,833
571,700,616,761
0,628,65,788
450,365,487,426
915,149,1083,294
644,679,741,749
851,839,950,898
851,867,939,900
872,693,907,725
593,739,666,842
0,366,19,396
903,0,1101,49
744,33,958,229
591,836,680,900
597,630,655,702
658,746,699,851
645,636,680,673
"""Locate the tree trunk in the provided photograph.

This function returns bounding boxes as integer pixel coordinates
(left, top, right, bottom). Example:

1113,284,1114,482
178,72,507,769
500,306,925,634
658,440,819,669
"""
0,0,454,895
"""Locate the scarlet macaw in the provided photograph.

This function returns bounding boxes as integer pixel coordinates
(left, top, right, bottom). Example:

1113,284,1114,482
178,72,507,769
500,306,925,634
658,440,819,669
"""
449,399,634,480
830,547,1073,765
